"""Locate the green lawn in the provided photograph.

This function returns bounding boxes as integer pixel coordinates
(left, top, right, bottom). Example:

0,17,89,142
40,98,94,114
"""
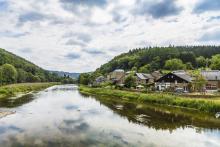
79,86,220,113
0,82,59,99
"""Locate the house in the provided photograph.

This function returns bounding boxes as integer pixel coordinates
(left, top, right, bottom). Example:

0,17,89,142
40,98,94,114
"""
93,76,106,86
136,73,154,85
201,70,220,92
151,71,162,80
155,70,193,91
108,69,125,85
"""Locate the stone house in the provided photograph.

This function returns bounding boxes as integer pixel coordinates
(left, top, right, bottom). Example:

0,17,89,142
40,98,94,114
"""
201,70,220,92
107,69,125,85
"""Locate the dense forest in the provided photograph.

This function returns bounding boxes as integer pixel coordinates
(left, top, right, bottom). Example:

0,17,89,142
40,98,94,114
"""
79,46,220,84
0,48,74,85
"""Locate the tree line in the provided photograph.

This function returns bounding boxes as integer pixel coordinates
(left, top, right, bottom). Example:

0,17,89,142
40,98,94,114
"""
0,48,76,85
79,46,220,85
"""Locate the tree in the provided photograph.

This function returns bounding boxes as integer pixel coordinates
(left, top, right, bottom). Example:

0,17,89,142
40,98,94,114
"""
196,56,207,68
210,54,220,70
179,52,196,66
1,64,17,84
164,59,186,70
79,73,91,85
0,67,3,85
186,62,194,70
138,64,150,73
192,72,207,92
124,75,136,88
17,68,27,83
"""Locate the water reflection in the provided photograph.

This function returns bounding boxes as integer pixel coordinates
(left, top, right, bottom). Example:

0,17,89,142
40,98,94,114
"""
0,85,219,147
0,94,34,108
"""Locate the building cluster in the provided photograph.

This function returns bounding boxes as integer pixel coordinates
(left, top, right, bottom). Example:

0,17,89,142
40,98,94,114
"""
93,69,220,93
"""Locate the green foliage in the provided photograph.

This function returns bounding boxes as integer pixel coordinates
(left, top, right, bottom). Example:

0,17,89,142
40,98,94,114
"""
138,64,150,73
210,54,220,70
124,75,136,88
79,86,220,113
0,48,61,84
95,46,220,75
79,73,91,85
1,64,17,84
192,72,207,92
196,56,207,68
0,83,58,99
164,59,186,70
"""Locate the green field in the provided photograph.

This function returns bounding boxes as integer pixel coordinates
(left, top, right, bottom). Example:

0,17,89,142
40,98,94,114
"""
0,83,59,99
79,86,220,113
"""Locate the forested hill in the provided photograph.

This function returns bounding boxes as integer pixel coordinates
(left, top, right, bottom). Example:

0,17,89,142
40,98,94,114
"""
0,48,60,84
95,46,220,75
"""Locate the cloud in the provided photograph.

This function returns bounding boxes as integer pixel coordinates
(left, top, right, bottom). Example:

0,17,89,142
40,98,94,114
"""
194,0,220,13
63,32,92,46
0,31,29,38
60,0,107,7
207,16,220,22
63,32,92,43
65,39,86,46
19,48,32,53
199,30,220,41
0,0,8,12
59,0,108,14
65,52,81,60
82,48,105,55
134,0,183,19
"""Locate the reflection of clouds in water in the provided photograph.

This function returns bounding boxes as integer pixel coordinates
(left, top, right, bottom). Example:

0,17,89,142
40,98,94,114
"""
58,118,90,135
0,85,219,147
0,125,24,134
64,105,79,110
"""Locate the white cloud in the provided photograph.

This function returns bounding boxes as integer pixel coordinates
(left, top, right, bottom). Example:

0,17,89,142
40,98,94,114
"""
0,0,220,72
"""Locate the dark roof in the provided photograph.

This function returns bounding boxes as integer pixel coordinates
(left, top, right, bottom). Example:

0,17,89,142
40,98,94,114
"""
201,70,220,81
156,71,192,83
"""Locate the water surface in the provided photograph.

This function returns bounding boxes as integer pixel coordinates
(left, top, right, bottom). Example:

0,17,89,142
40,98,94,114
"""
0,85,219,147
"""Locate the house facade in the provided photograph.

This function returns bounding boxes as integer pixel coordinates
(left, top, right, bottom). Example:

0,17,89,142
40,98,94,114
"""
107,69,125,85
135,73,154,85
201,70,220,92
155,71,192,91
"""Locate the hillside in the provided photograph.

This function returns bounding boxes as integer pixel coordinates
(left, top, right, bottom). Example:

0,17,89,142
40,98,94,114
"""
95,46,220,75
0,48,60,83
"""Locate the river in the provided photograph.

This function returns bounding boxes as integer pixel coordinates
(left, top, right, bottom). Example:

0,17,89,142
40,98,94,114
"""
0,85,219,147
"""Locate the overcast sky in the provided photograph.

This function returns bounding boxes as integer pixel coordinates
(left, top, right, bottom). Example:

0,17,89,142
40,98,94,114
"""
0,0,220,72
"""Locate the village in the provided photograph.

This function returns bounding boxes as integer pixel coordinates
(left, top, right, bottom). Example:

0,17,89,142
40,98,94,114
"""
92,69,220,94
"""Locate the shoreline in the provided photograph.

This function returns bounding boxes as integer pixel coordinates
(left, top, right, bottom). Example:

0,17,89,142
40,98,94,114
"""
79,86,220,114
0,82,59,99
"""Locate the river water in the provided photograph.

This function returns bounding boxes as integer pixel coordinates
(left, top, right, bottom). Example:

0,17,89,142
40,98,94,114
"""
0,85,219,147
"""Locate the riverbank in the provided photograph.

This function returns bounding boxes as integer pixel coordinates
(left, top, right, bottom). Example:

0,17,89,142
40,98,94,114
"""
79,86,220,113
0,82,59,99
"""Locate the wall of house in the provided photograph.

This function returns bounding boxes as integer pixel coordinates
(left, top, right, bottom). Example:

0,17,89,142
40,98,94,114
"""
155,82,190,91
205,81,219,90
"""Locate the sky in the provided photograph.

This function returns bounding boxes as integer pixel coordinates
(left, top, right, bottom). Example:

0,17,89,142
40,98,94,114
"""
0,0,220,72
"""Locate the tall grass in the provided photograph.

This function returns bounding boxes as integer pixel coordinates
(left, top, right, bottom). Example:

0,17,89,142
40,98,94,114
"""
79,86,220,113
0,83,58,99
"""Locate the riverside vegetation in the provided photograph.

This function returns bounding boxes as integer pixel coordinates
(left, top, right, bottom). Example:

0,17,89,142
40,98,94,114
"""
79,86,220,114
0,83,58,99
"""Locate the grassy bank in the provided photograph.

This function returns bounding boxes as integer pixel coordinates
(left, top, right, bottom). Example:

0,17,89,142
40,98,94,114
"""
79,86,220,113
0,83,59,99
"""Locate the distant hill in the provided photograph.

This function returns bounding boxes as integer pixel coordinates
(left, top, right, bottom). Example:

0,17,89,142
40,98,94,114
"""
0,48,60,83
94,46,220,75
50,71,80,79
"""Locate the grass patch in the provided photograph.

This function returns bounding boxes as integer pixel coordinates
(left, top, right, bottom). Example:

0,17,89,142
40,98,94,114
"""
79,86,220,113
0,82,59,99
